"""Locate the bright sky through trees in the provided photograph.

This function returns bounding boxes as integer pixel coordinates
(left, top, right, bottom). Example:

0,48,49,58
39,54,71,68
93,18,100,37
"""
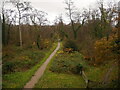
26,0,119,25
1,0,119,24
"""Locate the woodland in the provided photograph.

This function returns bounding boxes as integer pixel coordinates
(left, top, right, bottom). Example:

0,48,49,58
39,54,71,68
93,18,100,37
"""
1,0,120,88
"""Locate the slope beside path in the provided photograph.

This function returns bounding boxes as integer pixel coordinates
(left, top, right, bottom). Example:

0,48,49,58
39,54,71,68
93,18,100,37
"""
24,42,60,89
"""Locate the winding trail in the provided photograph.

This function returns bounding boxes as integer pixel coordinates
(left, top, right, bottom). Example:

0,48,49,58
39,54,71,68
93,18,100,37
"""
24,42,60,89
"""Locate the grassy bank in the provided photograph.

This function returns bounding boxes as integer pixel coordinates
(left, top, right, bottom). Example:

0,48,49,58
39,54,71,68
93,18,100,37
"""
35,71,86,88
35,44,86,88
3,43,57,88
35,43,118,88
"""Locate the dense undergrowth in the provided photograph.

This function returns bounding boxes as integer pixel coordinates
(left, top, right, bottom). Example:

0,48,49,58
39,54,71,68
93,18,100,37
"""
35,42,119,88
2,42,57,88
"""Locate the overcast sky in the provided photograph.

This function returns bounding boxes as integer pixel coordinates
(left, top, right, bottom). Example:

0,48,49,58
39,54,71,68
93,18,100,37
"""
26,0,119,24
0,0,120,24
26,0,98,24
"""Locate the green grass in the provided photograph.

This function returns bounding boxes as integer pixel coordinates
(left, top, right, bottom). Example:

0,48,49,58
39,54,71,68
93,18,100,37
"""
35,71,86,88
35,43,118,88
35,45,86,88
3,43,57,88
3,42,118,88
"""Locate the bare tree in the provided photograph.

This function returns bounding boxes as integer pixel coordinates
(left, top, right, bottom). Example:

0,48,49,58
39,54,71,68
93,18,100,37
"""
58,14,68,39
37,11,48,26
2,1,6,45
65,0,86,40
0,15,1,46
117,1,120,41
30,8,48,26
10,0,32,47
98,0,117,40
29,8,48,49
4,9,15,45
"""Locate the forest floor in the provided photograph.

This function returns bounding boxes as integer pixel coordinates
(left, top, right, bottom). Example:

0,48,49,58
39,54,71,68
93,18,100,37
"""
2,42,118,88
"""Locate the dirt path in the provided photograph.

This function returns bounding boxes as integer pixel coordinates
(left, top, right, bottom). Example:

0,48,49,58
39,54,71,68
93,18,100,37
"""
24,42,60,89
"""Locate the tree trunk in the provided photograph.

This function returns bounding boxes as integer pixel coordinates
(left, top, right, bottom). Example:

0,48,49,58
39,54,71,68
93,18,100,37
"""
0,15,2,47
73,30,77,40
36,35,40,49
118,2,120,40
7,23,11,45
18,9,22,47
19,24,22,47
2,13,6,46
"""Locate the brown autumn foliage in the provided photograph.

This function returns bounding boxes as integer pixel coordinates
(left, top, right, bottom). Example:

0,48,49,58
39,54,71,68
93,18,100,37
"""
94,28,118,65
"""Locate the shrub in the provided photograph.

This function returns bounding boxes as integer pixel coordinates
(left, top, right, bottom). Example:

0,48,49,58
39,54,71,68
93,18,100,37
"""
14,51,45,71
3,49,46,74
63,48,73,53
94,34,118,65
3,61,15,74
76,64,83,74
63,40,79,52
43,39,51,48
50,58,85,74
49,52,86,74
36,39,52,50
